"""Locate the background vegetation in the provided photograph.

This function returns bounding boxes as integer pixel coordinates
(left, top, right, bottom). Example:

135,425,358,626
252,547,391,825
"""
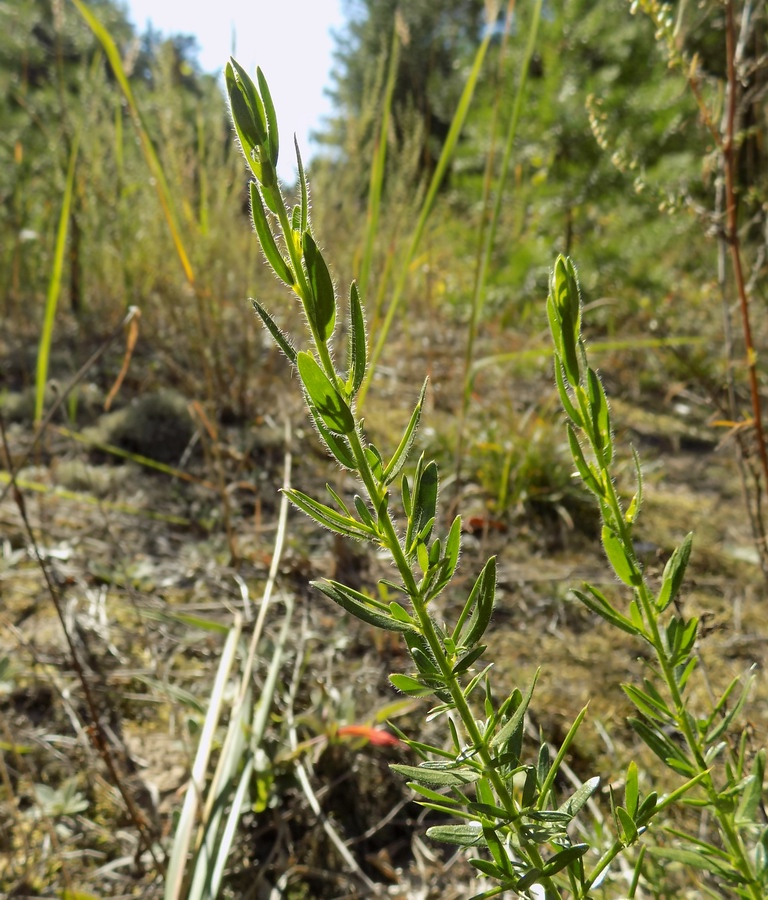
1,0,767,897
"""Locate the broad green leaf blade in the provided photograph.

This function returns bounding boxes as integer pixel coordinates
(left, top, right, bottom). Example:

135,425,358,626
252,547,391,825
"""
314,580,415,633
251,299,297,363
302,232,336,342
296,351,354,435
249,183,294,285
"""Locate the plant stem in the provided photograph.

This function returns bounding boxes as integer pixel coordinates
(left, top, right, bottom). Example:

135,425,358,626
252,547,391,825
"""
723,0,768,522
346,427,563,897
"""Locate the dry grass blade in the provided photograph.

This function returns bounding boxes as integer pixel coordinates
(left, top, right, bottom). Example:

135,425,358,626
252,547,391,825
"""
165,419,294,899
163,617,243,900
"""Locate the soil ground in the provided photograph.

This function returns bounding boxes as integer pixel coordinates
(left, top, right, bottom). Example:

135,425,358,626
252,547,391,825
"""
1,316,766,899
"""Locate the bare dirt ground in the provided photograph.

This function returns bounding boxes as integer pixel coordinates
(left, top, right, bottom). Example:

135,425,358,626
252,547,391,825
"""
1,318,766,898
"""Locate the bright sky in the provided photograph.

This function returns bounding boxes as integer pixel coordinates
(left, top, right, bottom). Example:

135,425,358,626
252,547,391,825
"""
123,0,347,181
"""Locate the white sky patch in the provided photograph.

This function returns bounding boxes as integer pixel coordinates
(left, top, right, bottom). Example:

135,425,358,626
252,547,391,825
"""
123,0,346,181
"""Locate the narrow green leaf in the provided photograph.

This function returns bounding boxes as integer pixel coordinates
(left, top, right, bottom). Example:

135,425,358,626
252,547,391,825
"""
251,298,297,363
452,645,487,675
601,525,642,587
625,760,639,818
36,122,81,424
470,858,508,879
256,66,279,165
484,826,514,875
492,669,539,752
567,425,603,496
557,776,600,820
587,367,612,464
315,580,415,633
554,358,583,426
347,281,367,396
549,256,582,386
538,705,589,805
647,846,740,878
353,495,375,528
516,867,545,891
572,586,641,637
284,488,372,540
307,401,357,469
297,351,354,435
736,749,764,825
455,557,497,650
411,461,439,549
541,843,589,876
249,182,294,285
409,784,463,807
617,806,638,845
383,379,428,484
426,823,487,846
326,485,351,516
389,674,434,697
657,532,693,611
706,671,755,743
303,232,336,342
294,135,308,233
392,763,481,787
622,684,674,724
628,717,691,768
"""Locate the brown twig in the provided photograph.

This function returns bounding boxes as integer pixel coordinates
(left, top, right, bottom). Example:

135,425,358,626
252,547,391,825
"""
723,0,768,534
0,411,164,873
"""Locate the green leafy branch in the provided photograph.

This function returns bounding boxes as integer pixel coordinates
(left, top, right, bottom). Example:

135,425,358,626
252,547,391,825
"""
549,255,767,898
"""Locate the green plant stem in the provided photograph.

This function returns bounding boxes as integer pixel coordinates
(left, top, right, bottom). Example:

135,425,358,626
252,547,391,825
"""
598,454,760,896
346,428,561,897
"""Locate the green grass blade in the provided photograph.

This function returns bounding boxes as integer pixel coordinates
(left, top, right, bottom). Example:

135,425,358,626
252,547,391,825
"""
358,18,400,303
359,21,495,407
71,0,195,285
35,129,81,425
458,0,543,418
